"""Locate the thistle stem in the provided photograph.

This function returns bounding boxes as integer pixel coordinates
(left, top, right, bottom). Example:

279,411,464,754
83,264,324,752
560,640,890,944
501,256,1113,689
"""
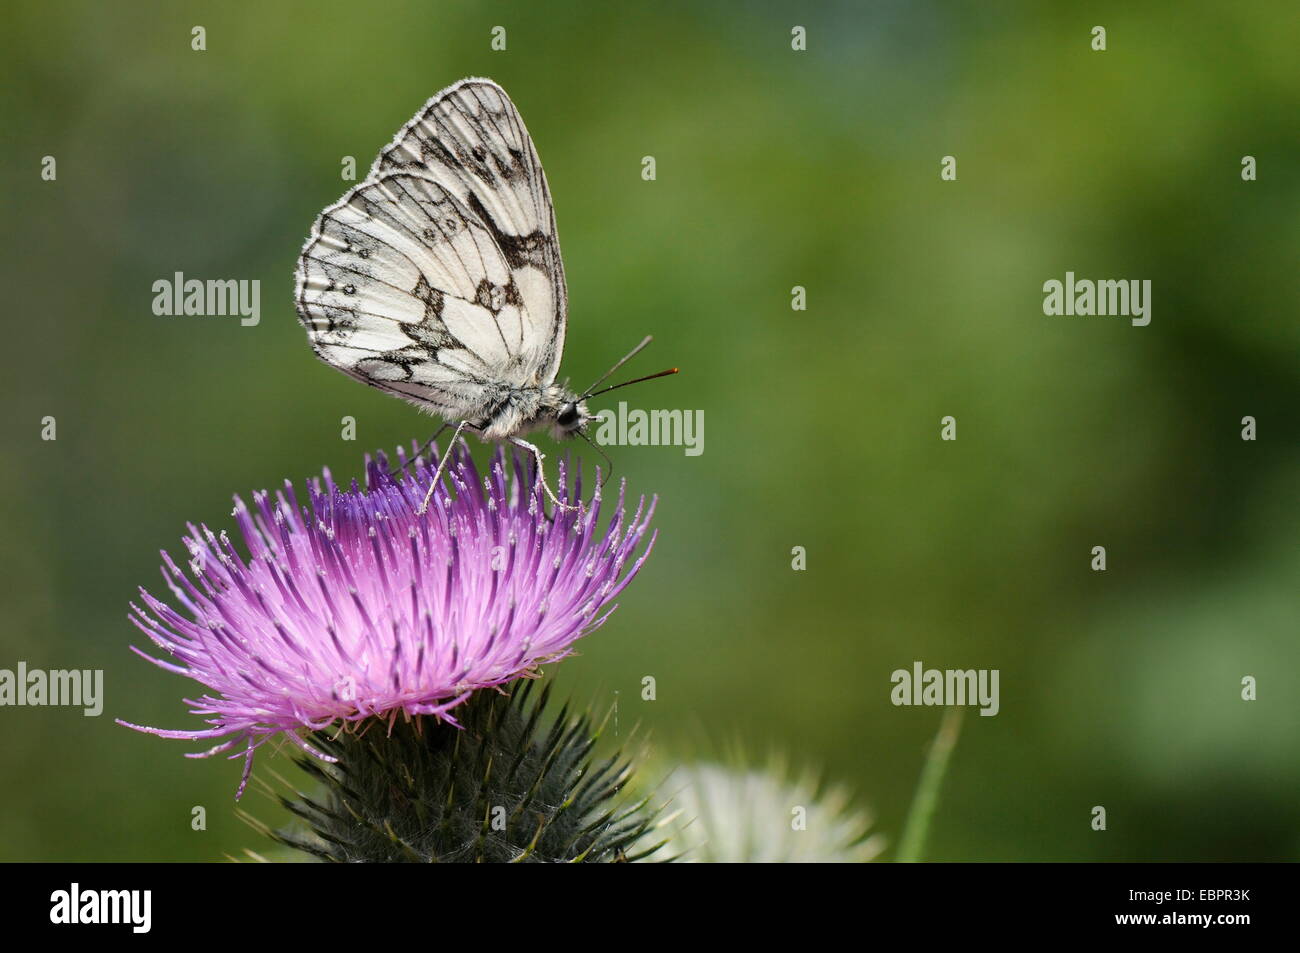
896,706,964,863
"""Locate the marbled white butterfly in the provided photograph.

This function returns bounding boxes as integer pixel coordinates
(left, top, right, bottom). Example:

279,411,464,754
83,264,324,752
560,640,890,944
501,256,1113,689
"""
295,78,674,512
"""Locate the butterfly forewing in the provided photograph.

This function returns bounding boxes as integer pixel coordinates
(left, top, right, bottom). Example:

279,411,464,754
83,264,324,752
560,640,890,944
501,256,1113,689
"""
296,78,568,419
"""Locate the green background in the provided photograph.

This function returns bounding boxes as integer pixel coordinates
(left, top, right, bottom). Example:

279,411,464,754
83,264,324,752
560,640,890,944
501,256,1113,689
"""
2,0,1296,861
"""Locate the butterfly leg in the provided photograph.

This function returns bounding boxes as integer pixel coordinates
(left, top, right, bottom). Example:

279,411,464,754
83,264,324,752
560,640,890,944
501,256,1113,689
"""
417,420,473,515
508,437,577,512
391,422,450,477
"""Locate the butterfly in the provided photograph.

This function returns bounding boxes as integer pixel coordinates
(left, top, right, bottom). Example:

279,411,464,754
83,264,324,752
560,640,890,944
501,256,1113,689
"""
294,77,675,512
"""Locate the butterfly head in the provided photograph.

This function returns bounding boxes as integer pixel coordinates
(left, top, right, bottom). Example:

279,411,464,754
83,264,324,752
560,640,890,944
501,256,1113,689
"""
538,338,679,444
549,390,594,441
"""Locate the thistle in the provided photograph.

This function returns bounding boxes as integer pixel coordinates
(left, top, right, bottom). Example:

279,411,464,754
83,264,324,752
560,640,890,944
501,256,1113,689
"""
262,681,665,863
645,759,884,863
118,443,657,805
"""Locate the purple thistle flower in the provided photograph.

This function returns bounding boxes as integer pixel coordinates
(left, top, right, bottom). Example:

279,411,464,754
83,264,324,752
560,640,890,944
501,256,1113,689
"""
118,444,657,799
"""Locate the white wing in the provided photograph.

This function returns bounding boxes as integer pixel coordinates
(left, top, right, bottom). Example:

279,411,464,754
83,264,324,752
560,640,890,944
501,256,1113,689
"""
296,78,567,418
297,172,530,418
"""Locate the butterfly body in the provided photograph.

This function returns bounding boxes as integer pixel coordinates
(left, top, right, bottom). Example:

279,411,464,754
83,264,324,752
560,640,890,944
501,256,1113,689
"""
463,382,590,444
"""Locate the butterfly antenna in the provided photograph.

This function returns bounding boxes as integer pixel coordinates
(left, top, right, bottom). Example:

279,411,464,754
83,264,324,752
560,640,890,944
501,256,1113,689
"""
577,429,614,488
584,366,679,400
582,335,654,398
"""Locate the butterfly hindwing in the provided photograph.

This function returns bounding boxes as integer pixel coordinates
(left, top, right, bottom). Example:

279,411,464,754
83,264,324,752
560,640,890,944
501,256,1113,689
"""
297,172,528,417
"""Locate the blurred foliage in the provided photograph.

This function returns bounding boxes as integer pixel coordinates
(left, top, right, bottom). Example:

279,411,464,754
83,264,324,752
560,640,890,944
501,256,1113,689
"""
1,0,1296,861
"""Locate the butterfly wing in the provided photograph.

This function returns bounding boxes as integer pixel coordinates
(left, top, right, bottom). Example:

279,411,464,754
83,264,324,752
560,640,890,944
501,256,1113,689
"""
297,172,535,418
296,78,567,419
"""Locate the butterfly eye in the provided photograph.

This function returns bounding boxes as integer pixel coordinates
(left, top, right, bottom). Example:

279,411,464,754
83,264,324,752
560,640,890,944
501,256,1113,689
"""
557,405,579,428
